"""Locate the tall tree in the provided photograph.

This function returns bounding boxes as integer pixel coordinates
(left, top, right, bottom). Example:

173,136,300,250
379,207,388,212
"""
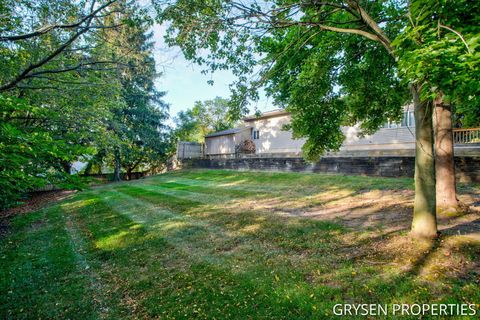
0,0,120,92
393,0,480,214
0,0,171,208
158,0,446,237
96,0,170,181
174,109,201,142
0,0,125,208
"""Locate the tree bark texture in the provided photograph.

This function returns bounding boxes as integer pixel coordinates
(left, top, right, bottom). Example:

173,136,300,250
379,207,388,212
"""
411,86,438,238
433,97,459,213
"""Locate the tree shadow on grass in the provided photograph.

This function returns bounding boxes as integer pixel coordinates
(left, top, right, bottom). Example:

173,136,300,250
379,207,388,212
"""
67,177,480,318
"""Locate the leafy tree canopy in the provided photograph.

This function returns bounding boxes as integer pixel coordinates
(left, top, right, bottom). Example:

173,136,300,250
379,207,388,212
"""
392,0,480,127
173,96,238,143
157,0,411,159
157,0,479,159
0,0,172,208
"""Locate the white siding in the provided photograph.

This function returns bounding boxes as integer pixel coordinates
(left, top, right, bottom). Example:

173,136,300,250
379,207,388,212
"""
206,110,418,156
246,114,416,155
206,134,236,155
341,126,415,151
205,128,253,155
235,128,253,144
247,114,305,154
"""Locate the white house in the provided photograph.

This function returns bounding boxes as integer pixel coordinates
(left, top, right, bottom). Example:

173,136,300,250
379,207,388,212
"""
203,108,478,158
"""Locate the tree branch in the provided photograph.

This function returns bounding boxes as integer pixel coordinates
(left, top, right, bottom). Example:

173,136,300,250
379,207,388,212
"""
270,20,382,43
0,0,118,42
345,0,393,55
439,23,472,54
24,60,124,78
0,1,119,92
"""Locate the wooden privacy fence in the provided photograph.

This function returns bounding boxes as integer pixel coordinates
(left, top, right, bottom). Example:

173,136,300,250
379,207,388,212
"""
453,128,480,144
176,141,204,159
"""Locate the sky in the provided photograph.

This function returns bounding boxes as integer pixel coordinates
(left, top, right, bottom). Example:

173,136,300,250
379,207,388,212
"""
151,24,273,124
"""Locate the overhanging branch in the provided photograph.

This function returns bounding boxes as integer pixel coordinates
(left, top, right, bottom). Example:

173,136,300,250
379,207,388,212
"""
0,0,118,42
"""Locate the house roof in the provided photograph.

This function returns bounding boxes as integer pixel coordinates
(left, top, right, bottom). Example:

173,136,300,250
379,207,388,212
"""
243,109,290,122
205,126,251,138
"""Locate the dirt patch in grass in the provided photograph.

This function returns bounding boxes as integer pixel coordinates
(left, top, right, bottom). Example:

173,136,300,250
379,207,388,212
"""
0,190,77,238
226,186,480,237
1,190,77,219
219,182,480,285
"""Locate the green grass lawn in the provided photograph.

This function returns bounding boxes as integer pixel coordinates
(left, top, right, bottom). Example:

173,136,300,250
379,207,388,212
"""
1,169,479,319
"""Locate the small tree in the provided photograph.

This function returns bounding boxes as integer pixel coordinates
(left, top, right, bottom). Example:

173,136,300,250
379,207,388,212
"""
173,96,238,143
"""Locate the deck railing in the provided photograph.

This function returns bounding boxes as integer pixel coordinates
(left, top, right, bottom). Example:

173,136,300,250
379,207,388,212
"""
453,128,480,144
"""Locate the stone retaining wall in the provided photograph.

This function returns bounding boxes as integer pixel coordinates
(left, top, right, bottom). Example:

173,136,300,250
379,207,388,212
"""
184,156,480,183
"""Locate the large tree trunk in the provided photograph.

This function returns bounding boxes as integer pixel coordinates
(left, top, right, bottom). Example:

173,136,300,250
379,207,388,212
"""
113,149,122,182
411,86,437,238
433,96,459,214
126,160,141,181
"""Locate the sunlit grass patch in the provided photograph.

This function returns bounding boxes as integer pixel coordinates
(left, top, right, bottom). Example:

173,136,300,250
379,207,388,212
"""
1,169,479,319
95,228,141,250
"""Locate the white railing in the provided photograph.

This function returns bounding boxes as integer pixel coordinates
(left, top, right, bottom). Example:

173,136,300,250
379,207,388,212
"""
453,128,480,144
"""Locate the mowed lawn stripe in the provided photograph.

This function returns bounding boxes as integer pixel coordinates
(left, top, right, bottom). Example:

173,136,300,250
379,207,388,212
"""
71,189,325,318
112,182,347,253
60,193,180,318
160,169,414,191
143,175,389,201
124,183,238,204
100,189,256,265
92,187,346,319
105,186,281,257
3,170,478,320
146,176,317,195
0,206,98,319
109,184,346,267
104,185,342,273
143,181,264,199
114,185,205,211
63,207,112,318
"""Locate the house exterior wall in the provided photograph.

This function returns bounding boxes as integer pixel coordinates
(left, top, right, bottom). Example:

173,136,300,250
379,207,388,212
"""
340,126,415,151
235,128,253,144
247,114,305,155
205,128,252,155
246,113,416,155
206,134,236,155
205,110,418,156
200,105,480,159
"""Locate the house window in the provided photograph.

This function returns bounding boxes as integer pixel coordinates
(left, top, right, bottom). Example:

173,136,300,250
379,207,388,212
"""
401,111,415,127
252,130,260,140
384,111,415,128
408,111,415,127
